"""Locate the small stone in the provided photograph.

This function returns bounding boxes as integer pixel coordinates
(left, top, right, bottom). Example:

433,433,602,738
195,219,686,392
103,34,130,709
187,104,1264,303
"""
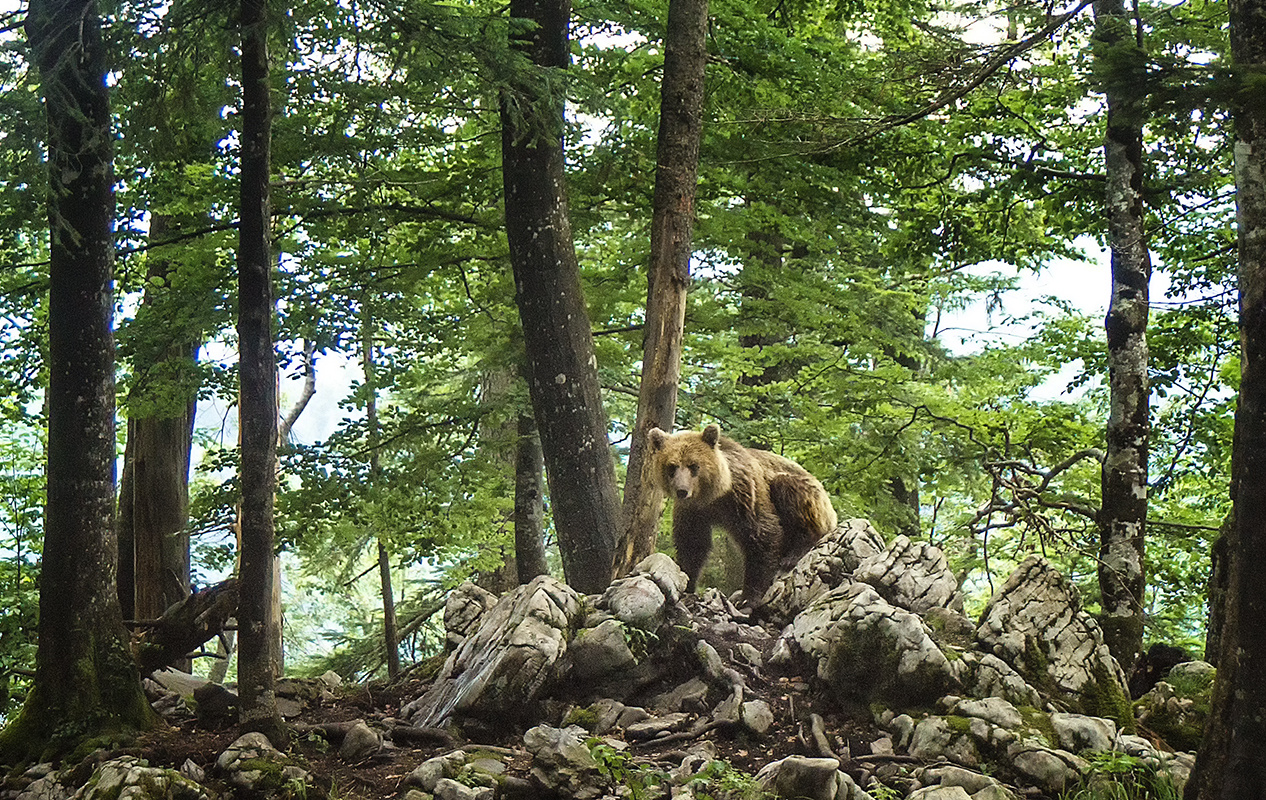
741,700,774,734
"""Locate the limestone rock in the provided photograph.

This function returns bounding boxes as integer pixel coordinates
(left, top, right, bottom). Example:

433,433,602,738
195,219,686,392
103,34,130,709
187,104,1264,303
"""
853,535,964,614
976,556,1130,724
338,720,383,761
907,788,971,800
788,583,956,705
760,519,886,626
1134,660,1214,752
442,582,499,649
568,619,637,681
69,757,210,800
405,752,468,793
405,576,584,727
741,700,774,734
1049,712,1116,753
950,652,1042,708
523,725,607,800
1006,744,1085,796
755,756,874,800
597,554,687,631
215,732,311,796
908,717,981,769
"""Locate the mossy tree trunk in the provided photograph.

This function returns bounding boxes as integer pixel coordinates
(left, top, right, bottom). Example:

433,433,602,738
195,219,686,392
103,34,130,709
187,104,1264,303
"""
1092,0,1151,674
0,0,157,763
615,0,709,579
236,0,287,748
500,0,619,594
1188,0,1266,793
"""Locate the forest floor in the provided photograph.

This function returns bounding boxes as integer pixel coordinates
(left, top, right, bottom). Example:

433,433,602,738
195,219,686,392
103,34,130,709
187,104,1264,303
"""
125,596,889,800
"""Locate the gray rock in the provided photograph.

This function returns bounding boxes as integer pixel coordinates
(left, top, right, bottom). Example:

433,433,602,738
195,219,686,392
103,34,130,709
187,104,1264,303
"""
1134,661,1214,753
625,712,692,740
950,697,1023,730
918,765,1002,795
970,787,1016,800
598,554,687,631
760,519,886,626
951,652,1042,708
788,583,956,705
69,757,211,800
405,576,584,726
339,720,383,761
1049,712,1116,753
853,535,964,614
651,678,710,713
433,778,492,800
908,717,980,768
215,732,311,795
523,725,607,800
570,619,638,680
406,751,468,792
1007,744,1085,796
16,774,68,800
755,756,843,800
443,582,499,649
976,556,1130,723
741,700,774,734
907,788,972,800
179,759,205,784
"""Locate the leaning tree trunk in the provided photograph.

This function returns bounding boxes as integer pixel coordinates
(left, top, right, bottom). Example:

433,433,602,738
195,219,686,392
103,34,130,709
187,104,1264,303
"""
500,0,619,594
236,0,287,748
0,0,157,760
1187,0,1266,794
1093,0,1151,674
614,0,709,578
515,409,550,583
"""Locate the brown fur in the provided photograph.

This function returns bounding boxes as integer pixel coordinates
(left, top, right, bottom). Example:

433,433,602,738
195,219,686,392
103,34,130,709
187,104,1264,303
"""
647,424,838,600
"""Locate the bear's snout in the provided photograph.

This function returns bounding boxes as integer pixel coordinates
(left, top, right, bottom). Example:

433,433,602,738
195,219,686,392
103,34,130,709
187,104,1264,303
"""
676,487,691,499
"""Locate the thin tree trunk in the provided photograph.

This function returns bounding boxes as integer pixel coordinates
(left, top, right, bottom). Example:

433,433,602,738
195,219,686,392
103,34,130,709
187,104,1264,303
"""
363,302,400,679
236,0,287,747
0,0,156,759
515,410,549,582
614,0,708,578
1093,0,1151,674
1188,0,1266,793
500,0,619,594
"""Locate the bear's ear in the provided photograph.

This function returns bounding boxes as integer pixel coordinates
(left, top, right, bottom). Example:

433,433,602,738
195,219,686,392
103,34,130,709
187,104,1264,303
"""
702,424,721,447
648,428,668,451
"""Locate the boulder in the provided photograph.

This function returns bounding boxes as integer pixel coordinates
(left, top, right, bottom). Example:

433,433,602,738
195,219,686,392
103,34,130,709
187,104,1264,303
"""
754,756,874,800
1133,660,1214,752
215,732,311,796
853,535,964,614
787,583,957,705
523,725,607,800
760,519,886,626
404,576,584,727
976,556,1131,726
69,757,210,800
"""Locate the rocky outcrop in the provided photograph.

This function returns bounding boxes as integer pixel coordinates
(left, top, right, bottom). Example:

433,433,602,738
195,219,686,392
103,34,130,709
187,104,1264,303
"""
761,519,886,626
975,555,1132,726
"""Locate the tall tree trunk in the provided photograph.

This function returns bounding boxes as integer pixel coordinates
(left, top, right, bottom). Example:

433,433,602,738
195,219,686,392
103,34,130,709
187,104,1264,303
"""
1093,0,1151,674
119,212,198,629
515,409,549,582
500,0,619,594
0,0,157,760
1188,0,1266,793
614,0,709,578
236,0,287,748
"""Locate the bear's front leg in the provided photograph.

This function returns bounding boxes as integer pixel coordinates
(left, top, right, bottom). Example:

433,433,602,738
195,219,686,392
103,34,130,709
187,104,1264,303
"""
672,506,714,593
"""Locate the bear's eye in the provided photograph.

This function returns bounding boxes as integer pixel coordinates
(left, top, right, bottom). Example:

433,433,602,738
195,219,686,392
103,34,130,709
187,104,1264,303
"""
664,463,678,477
688,463,699,476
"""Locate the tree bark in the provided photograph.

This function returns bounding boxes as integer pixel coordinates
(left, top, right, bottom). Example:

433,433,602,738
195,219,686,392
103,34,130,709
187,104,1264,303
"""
1188,0,1266,793
363,302,400,679
1093,0,1151,674
500,0,619,594
0,0,157,760
515,410,549,582
119,212,199,630
236,0,287,748
614,0,709,578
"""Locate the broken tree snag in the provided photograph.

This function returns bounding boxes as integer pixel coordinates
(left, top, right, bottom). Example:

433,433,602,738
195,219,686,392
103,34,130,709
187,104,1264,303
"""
130,578,240,675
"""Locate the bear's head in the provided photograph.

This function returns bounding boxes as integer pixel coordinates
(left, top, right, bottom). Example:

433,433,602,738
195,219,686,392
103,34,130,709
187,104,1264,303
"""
647,423,732,504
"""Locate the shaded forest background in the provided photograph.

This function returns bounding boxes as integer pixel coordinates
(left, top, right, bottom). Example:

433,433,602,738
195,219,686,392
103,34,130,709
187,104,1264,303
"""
0,0,1241,735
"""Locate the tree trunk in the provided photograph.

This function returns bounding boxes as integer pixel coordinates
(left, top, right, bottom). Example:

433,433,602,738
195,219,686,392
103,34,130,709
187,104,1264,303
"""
236,0,287,748
614,0,709,578
1188,0,1266,793
363,302,400,679
515,410,550,582
1093,0,1151,674
119,213,198,630
500,0,619,594
0,0,157,760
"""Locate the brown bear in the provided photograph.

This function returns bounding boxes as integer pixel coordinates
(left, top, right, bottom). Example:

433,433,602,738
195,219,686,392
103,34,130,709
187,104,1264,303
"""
647,423,838,601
